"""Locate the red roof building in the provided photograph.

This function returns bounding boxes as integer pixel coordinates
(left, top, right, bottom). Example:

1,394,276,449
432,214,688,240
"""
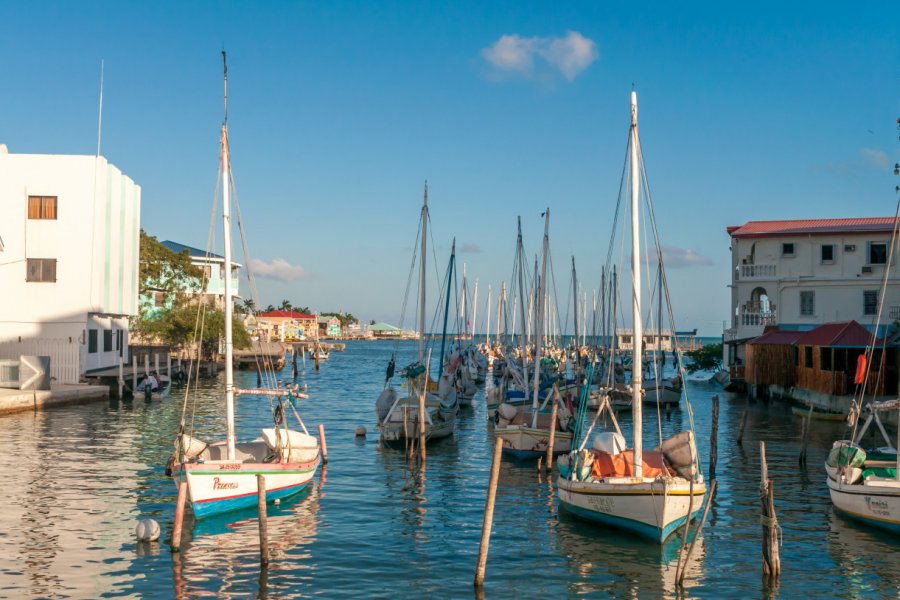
727,218,898,239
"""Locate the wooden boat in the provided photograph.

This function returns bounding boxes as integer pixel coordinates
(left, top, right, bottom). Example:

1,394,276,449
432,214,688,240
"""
792,405,846,421
375,186,458,444
170,54,320,519
556,91,706,543
827,399,900,533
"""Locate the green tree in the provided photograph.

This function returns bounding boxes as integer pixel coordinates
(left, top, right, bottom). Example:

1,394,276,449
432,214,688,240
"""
684,343,723,373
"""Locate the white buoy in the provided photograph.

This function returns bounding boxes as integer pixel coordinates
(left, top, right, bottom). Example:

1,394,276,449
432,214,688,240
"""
355,426,367,437
135,518,160,542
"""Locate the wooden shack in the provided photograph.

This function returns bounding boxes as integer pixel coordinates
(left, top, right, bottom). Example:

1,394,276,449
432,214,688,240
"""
745,329,803,387
794,321,893,396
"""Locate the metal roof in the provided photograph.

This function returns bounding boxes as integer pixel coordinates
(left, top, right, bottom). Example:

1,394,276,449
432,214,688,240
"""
795,321,876,348
257,311,316,320
747,329,805,346
726,218,898,239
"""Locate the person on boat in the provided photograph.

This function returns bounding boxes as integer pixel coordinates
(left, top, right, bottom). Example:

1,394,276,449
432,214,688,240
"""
147,372,160,391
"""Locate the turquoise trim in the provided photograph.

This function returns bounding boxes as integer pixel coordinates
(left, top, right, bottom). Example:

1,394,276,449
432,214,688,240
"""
833,505,900,534
191,480,313,519
560,498,695,543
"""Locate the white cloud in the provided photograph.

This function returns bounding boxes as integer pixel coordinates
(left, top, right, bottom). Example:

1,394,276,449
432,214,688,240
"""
249,258,309,282
482,31,598,82
644,245,713,268
860,148,890,170
460,243,483,254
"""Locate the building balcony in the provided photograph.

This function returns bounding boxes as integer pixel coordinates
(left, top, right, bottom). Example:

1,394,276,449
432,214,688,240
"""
738,264,776,280
733,308,777,341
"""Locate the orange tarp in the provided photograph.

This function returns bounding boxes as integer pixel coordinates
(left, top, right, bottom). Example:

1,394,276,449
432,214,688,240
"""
591,450,672,479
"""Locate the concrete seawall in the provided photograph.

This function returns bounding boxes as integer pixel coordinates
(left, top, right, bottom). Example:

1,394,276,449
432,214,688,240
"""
0,384,109,416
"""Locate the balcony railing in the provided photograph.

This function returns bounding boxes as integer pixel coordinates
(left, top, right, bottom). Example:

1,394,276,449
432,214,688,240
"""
739,264,776,280
740,309,777,327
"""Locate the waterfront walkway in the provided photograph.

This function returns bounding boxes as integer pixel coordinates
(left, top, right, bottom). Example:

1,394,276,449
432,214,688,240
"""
0,383,108,416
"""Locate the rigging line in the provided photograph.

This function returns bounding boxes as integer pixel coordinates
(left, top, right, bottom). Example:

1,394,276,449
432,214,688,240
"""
604,127,632,272
639,143,700,461
850,196,900,440
396,211,422,357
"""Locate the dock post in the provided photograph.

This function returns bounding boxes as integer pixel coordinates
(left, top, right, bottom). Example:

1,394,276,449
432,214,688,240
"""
318,424,328,465
737,404,748,446
132,358,138,392
799,407,811,466
474,436,503,588
171,480,188,552
118,358,124,399
167,353,172,379
760,441,780,579
710,395,719,479
145,354,150,377
257,474,269,566
155,353,160,377
545,394,559,473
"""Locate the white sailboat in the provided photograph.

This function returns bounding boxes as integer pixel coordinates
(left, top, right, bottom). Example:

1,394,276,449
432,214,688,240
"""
557,91,705,542
495,209,574,458
375,185,458,443
170,54,320,519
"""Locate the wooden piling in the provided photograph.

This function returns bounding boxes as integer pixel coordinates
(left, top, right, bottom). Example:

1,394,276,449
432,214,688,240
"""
171,480,188,552
154,353,160,377
132,359,138,392
677,479,717,586
759,441,780,579
318,424,328,465
118,358,124,399
144,354,150,377
799,407,811,466
257,474,269,566
545,396,558,473
474,436,503,588
710,395,719,479
737,406,748,446
167,353,172,380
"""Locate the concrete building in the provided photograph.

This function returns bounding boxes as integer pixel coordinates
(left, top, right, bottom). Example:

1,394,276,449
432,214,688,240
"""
255,311,316,341
160,241,240,307
0,146,140,382
724,217,900,382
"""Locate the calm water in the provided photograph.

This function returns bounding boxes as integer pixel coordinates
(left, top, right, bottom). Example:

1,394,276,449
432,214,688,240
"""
0,340,898,599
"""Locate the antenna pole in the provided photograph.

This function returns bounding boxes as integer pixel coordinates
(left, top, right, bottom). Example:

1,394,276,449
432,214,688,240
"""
96,59,104,157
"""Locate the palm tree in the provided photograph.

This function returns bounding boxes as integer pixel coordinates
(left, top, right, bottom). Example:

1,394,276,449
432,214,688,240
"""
278,299,293,312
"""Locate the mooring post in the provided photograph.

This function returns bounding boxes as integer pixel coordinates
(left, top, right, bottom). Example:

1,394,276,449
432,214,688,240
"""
677,479,717,586
318,424,328,465
545,394,559,473
760,441,780,579
144,354,150,377
474,436,503,588
710,395,719,479
799,407,811,466
171,480,188,552
257,474,269,565
118,358,124,399
132,358,138,393
737,404,749,446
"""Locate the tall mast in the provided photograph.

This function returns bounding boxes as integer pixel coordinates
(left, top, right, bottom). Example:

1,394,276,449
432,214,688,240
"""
571,256,580,378
498,282,506,346
485,284,492,343
471,277,479,341
438,239,456,378
418,182,428,362
222,51,236,461
630,91,643,477
460,264,468,338
515,217,529,392
532,208,550,425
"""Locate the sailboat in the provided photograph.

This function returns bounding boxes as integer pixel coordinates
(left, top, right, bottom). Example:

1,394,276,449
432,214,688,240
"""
494,209,574,458
557,91,705,542
169,54,320,519
375,185,458,443
826,210,900,532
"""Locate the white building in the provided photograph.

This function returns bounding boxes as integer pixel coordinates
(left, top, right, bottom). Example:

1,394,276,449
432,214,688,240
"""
0,146,140,383
724,217,900,369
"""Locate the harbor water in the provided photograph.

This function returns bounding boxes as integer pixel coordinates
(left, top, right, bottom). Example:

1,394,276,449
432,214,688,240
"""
0,340,898,598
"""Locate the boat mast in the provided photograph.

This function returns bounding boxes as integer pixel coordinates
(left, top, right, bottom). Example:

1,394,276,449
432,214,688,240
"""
485,284,492,345
515,217,529,392
438,239,456,378
630,91,643,477
471,277,479,342
571,256,580,378
222,51,236,461
532,208,550,425
418,182,428,363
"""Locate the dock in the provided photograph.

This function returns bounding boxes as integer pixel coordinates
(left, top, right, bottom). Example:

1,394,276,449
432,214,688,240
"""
0,383,108,416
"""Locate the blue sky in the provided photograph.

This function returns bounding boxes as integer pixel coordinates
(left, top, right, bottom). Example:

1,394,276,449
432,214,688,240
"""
1,2,897,335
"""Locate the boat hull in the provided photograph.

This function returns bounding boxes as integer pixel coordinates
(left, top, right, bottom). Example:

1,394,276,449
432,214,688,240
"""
176,458,319,519
495,425,573,458
642,381,681,406
827,474,900,533
557,476,706,543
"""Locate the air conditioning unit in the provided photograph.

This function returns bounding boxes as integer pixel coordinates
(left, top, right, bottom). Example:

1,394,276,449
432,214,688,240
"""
844,244,856,252
862,265,873,274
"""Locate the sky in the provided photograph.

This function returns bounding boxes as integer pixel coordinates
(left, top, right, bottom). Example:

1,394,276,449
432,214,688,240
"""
0,1,897,336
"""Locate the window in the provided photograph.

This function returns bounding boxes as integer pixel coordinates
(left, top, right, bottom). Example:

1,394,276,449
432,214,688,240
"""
88,330,98,354
26,258,57,282
820,348,833,371
821,244,835,263
804,346,813,368
27,196,57,220
782,242,795,257
864,290,878,316
869,242,887,265
103,330,113,352
800,291,815,316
